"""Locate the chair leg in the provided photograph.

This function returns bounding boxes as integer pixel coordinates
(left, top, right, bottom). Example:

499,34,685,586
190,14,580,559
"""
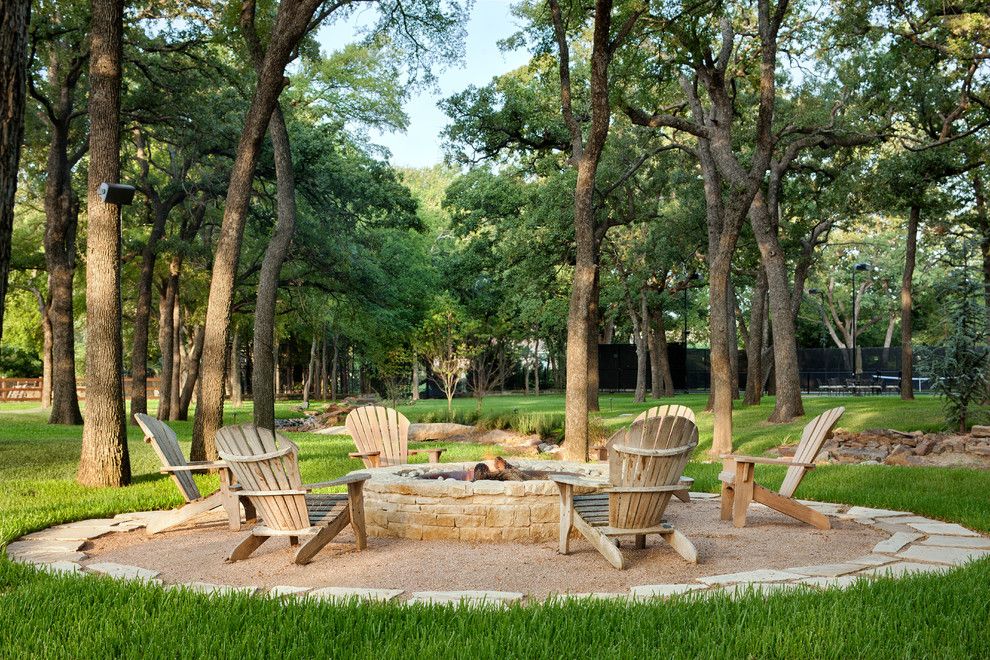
289,536,299,546
146,491,224,535
228,534,268,562
218,469,242,531
674,489,691,503
347,481,367,551
572,514,625,569
753,484,831,530
732,462,755,528
634,534,646,549
720,482,734,521
659,529,698,563
294,511,351,565
557,483,574,555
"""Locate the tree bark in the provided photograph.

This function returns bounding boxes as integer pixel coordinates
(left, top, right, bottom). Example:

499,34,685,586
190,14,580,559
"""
27,283,53,408
250,106,297,430
42,99,83,425
743,268,768,405
647,300,674,397
169,296,181,420
330,334,339,400
750,192,804,421
0,0,30,340
629,293,648,403
302,334,317,405
534,338,541,396
586,263,601,412
900,204,919,400
156,268,177,420
193,0,333,459
177,324,205,420
229,326,243,407
728,281,740,400
78,0,129,487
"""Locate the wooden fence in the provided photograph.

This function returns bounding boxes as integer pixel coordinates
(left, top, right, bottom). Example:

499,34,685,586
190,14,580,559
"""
0,378,161,403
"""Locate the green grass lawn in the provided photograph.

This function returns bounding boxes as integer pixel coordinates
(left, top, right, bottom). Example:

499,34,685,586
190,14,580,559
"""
1,394,988,658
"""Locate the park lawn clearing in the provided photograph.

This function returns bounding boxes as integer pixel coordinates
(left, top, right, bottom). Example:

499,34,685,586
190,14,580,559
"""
1,395,989,657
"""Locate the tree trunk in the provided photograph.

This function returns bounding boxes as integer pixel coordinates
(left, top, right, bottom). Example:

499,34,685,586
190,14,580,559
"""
630,294,647,403
129,201,169,423
44,131,82,425
169,298,181,420
193,0,330,460
177,325,205,420
728,281,740,400
586,263,601,412
27,284,54,408
743,268,768,405
78,0,129,487
156,268,177,420
302,334,317,405
709,260,736,457
317,334,326,401
330,334,339,400
251,106,297,430
750,193,804,422
900,204,919,400
647,301,674,397
534,338,541,396
0,0,30,340
230,326,242,407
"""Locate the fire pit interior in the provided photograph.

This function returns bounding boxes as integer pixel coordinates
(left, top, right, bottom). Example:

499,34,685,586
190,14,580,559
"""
354,459,607,543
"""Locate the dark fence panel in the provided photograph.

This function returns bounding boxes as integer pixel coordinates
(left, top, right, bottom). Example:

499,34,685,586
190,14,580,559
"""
597,344,937,393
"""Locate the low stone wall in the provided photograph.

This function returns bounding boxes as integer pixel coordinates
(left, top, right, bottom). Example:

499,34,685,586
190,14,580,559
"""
353,460,607,543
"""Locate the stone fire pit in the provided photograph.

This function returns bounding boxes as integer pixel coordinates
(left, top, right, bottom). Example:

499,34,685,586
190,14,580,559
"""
354,459,607,543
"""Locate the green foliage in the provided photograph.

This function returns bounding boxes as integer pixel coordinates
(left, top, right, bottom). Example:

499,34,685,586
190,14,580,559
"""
0,346,42,377
923,255,990,431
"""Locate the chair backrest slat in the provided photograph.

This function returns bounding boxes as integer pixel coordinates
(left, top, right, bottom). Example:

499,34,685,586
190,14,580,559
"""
633,405,696,426
608,416,698,530
779,406,845,498
135,413,200,502
345,406,411,467
216,425,310,531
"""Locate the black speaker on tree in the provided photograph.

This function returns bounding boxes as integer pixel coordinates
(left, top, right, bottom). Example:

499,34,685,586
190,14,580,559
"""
98,182,136,206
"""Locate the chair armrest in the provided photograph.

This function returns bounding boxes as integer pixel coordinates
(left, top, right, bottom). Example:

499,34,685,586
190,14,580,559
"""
348,451,380,459
549,474,605,489
722,454,816,468
409,447,445,463
304,473,370,490
160,461,228,473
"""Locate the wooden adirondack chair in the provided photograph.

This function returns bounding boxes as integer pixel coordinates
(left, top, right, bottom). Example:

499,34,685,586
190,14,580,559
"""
135,413,252,535
345,405,444,468
603,405,697,502
215,424,370,565
552,416,699,569
719,406,845,530
633,404,696,425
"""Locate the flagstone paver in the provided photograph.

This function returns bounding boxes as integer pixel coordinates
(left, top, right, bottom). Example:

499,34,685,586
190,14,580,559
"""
783,563,863,578
307,587,404,603
908,522,979,536
630,584,706,599
10,550,88,564
407,590,524,605
5,539,86,556
798,575,862,589
844,506,912,519
872,532,923,554
179,582,259,596
717,582,808,597
897,545,990,566
268,586,312,598
848,554,899,566
86,562,160,582
36,561,83,575
699,569,805,586
859,562,952,578
920,535,990,549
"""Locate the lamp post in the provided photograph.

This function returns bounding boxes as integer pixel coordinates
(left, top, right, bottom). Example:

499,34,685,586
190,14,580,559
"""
851,262,871,377
682,272,701,393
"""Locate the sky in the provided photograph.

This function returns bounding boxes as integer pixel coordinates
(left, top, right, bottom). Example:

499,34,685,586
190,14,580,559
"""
317,0,530,168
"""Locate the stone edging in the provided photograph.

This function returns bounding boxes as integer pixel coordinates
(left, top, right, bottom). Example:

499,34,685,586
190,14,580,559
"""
4,501,989,606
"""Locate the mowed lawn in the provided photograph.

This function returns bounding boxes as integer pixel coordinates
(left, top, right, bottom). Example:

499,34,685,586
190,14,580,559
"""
1,394,989,657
